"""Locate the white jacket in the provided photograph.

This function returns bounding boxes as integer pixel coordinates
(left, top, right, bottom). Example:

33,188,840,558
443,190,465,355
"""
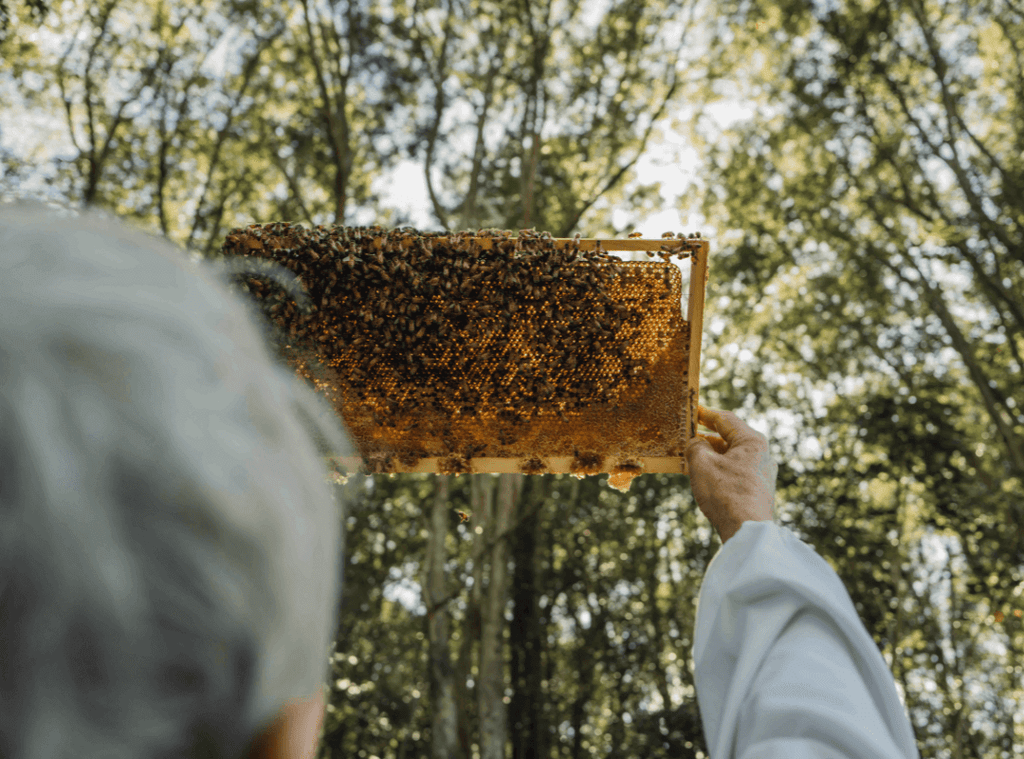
694,521,920,758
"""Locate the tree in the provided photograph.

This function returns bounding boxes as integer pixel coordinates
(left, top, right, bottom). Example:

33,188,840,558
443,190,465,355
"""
693,1,1024,755
477,474,520,759
423,475,461,758
698,0,1023,477
0,0,47,40
3,0,294,247
403,0,699,235
1,0,415,248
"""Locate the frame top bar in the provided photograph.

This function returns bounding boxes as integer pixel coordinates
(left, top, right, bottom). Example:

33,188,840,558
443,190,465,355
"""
406,236,703,253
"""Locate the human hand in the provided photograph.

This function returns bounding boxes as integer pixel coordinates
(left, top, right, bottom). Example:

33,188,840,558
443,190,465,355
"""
685,406,777,543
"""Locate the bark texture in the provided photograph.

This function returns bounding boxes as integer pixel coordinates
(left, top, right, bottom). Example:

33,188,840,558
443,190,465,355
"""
425,476,459,759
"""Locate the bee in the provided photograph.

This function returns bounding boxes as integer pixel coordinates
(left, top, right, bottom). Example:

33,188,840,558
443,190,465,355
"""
628,231,643,239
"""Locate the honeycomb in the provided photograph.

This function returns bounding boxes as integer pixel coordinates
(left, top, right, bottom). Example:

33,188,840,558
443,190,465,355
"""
220,225,709,490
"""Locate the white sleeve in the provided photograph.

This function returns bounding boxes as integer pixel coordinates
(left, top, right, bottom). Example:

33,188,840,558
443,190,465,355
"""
693,521,920,759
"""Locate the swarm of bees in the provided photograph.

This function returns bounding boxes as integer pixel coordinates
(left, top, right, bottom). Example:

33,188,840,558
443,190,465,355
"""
219,224,701,485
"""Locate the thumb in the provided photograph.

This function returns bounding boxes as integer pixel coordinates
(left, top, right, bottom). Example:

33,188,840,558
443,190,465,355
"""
686,435,716,473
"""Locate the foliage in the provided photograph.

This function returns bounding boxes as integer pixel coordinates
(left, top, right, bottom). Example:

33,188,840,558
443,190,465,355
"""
1,0,696,246
0,0,48,41
327,472,713,759
1,0,416,249
397,0,693,235
695,1,1024,755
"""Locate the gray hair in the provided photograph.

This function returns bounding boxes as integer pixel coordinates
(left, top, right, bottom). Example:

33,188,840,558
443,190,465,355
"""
0,203,352,759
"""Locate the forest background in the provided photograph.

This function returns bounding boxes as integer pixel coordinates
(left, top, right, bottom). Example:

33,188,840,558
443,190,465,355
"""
1,0,1022,757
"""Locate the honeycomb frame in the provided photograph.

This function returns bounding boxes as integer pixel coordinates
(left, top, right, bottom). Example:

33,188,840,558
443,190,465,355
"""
220,227,709,485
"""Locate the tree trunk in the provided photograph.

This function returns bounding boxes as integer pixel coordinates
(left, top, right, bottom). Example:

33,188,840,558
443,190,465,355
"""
424,476,459,759
458,61,501,232
509,478,545,759
454,478,489,759
478,474,521,759
897,250,1024,476
299,0,350,224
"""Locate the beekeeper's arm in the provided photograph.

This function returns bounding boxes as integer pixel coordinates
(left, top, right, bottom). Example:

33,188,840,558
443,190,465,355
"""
686,407,919,759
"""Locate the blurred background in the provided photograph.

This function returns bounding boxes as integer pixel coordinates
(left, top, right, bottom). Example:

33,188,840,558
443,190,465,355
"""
2,1,1021,756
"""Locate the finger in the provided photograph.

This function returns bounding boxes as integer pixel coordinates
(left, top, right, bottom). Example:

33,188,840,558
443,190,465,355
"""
698,406,765,450
698,431,729,455
685,434,718,471
697,406,745,446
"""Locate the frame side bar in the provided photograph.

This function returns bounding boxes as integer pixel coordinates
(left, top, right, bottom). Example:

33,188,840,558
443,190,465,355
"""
684,240,710,473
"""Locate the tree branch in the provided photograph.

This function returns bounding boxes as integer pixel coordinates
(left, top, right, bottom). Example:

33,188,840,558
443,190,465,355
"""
300,0,349,224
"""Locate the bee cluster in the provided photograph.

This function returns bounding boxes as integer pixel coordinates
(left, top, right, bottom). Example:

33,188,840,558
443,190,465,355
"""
219,223,696,477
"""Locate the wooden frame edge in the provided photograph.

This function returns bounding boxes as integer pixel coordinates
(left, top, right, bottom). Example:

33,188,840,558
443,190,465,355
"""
684,240,710,475
330,456,687,475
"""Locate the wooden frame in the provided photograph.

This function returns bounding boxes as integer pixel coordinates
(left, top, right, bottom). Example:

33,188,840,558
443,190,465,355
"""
328,237,710,476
